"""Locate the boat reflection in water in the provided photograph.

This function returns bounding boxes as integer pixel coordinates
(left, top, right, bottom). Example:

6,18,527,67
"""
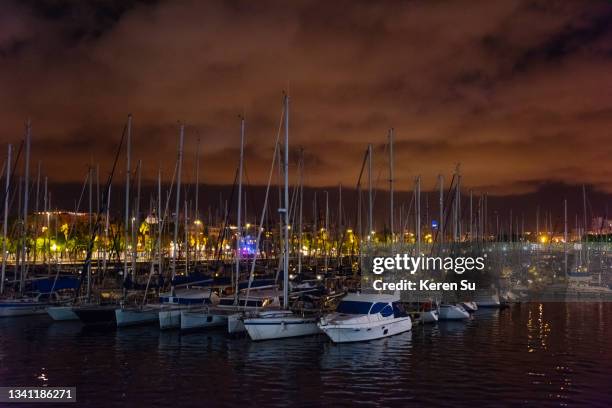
2,303,611,406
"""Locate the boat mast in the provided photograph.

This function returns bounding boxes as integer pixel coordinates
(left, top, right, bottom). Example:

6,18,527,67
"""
283,94,290,309
312,192,317,263
324,191,329,274
388,129,394,244
34,162,40,265
235,117,245,305
87,163,92,301
157,167,162,277
454,165,460,242
415,175,421,255
564,198,568,243
44,176,49,274
438,174,444,245
368,144,373,239
0,144,11,295
102,185,111,277
132,160,141,281
195,137,200,222
184,199,189,273
469,190,473,242
20,121,31,295
297,149,304,277
582,185,587,242
171,124,184,280
194,137,200,261
124,114,132,285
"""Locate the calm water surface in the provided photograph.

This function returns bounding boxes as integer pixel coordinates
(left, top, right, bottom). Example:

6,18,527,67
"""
1,303,611,407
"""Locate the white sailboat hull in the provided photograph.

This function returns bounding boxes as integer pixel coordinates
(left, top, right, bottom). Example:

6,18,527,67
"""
159,308,182,330
438,305,470,320
180,309,227,330
244,315,320,341
0,301,48,317
228,313,246,334
47,306,78,321
319,317,412,343
115,307,160,327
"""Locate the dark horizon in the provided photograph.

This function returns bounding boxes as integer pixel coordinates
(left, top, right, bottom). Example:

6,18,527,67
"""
23,180,611,232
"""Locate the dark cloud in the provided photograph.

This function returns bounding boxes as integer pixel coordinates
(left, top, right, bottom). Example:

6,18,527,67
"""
0,0,611,205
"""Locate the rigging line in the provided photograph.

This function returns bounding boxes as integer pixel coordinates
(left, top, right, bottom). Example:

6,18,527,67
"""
142,161,179,305
67,169,91,244
243,157,263,227
157,159,178,284
431,171,458,254
339,147,369,264
371,141,388,213
76,122,127,297
245,105,284,305
3,140,24,221
401,188,415,235
214,167,239,263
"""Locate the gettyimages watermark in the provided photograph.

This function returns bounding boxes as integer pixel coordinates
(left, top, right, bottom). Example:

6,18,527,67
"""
361,242,612,302
371,254,485,292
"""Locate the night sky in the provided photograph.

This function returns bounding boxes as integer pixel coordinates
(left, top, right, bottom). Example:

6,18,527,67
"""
1,0,611,218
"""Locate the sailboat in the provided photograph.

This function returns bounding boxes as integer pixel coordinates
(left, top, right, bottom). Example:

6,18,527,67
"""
0,126,68,318
243,94,321,341
1,292,56,317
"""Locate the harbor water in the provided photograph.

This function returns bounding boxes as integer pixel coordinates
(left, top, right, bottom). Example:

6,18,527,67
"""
1,303,611,407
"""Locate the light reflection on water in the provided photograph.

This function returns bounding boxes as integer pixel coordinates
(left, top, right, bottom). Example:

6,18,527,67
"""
1,303,611,407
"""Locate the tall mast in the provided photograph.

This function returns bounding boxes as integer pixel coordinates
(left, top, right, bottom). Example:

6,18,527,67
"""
157,167,162,277
454,165,460,242
368,143,373,238
87,163,93,301
102,185,111,277
415,175,421,254
312,192,317,259
338,183,342,263
195,137,200,222
388,129,394,244
194,137,201,261
283,94,290,309
324,191,329,274
235,117,245,304
20,120,31,294
34,162,40,264
45,177,50,275
96,164,100,215
469,190,473,242
1,144,11,295
132,160,141,281
438,174,444,245
582,185,587,242
88,162,93,236
172,124,184,280
184,200,189,273
297,150,304,277
124,114,132,283
564,198,568,243
338,182,342,234
484,193,487,241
